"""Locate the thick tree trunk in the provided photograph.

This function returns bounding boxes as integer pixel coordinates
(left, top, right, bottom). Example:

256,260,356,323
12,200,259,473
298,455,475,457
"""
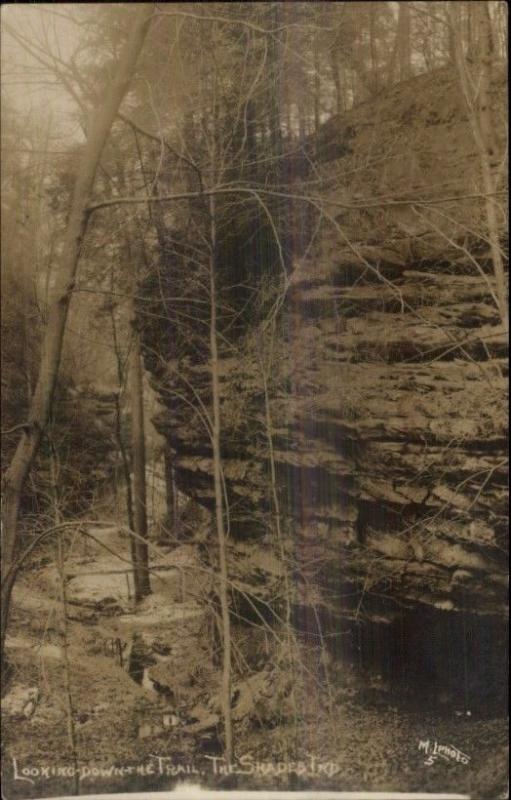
0,5,154,664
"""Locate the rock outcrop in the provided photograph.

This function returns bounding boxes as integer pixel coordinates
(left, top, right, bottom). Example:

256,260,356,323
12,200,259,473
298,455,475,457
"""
139,67,508,624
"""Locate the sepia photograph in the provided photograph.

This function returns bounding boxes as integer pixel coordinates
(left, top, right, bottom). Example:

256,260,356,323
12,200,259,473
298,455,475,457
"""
0,3,508,799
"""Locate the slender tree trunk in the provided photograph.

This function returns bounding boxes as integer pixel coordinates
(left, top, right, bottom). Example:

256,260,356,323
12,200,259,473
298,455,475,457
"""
109,282,136,538
268,39,282,157
465,1,474,60
0,5,154,665
113,372,136,533
450,1,508,329
208,195,233,764
120,197,152,601
330,50,343,115
163,448,177,536
297,101,307,142
246,99,258,180
369,2,379,93
128,304,151,600
57,535,80,795
351,68,358,108
387,34,398,86
49,443,79,793
447,22,456,66
313,43,321,136
261,360,295,655
285,103,293,142
397,2,412,81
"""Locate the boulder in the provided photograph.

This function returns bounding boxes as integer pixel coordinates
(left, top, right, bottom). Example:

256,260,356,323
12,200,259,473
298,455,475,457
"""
2,686,40,719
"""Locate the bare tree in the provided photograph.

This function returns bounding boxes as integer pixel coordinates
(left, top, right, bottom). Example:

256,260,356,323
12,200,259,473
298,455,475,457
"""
208,193,233,763
127,285,152,600
1,5,154,664
163,447,178,536
397,1,412,81
449,0,508,329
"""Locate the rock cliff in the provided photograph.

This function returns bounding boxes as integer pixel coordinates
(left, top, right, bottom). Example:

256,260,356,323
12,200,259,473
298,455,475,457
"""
139,67,508,628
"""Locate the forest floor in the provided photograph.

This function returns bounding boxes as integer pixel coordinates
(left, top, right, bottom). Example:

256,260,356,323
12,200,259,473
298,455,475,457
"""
1,522,508,799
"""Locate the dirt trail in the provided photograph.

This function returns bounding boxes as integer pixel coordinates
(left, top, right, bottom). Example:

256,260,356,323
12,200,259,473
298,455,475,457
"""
2,524,508,799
